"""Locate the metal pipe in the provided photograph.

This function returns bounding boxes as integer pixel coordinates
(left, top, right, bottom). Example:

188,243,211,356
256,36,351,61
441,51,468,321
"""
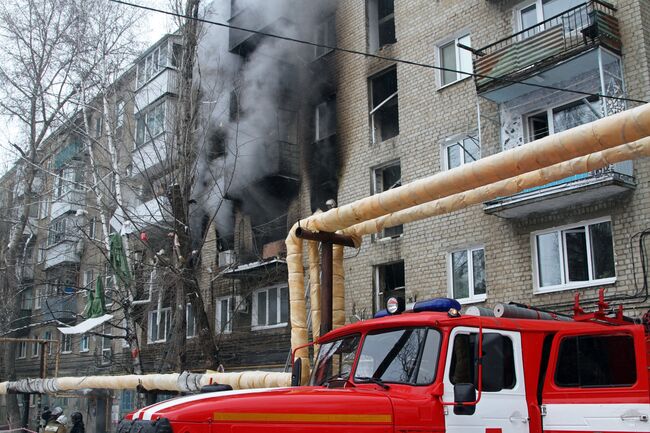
321,242,333,335
294,227,356,247
494,303,572,321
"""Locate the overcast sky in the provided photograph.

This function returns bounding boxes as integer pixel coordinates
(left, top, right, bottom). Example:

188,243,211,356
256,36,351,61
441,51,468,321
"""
0,0,176,176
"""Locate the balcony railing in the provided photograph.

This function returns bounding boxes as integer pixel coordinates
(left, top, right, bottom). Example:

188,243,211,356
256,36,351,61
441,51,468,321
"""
475,1,620,92
41,296,77,323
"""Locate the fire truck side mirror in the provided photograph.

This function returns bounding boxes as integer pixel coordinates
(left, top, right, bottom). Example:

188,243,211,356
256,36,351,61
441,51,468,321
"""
291,358,302,386
453,383,477,416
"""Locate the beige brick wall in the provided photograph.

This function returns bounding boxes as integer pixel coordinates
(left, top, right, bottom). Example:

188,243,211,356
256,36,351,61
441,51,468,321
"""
295,0,650,321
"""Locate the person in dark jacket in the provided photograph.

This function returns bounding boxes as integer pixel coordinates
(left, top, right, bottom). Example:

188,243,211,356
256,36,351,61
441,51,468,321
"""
69,412,84,433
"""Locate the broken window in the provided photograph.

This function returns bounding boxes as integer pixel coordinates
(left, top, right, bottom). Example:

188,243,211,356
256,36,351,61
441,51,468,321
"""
315,97,337,141
369,67,399,143
367,0,396,52
314,15,336,59
438,34,472,87
372,161,402,239
374,261,405,313
276,109,297,144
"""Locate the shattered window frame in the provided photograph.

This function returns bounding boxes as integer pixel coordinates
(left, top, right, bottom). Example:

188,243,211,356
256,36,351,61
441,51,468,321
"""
372,160,403,240
369,67,399,144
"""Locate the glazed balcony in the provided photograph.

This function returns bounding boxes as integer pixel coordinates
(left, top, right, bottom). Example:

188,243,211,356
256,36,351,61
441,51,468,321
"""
41,295,77,323
44,239,80,269
475,1,620,99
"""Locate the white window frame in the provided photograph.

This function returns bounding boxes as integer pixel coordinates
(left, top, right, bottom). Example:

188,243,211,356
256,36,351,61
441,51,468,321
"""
39,199,49,220
88,217,97,240
531,217,616,294
134,100,166,148
369,67,399,144
61,334,72,354
514,0,587,33
31,335,40,358
116,100,125,129
80,334,89,353
101,324,112,358
436,33,472,88
215,296,232,334
148,307,171,343
314,98,336,141
447,246,487,304
251,284,289,330
136,41,170,88
17,341,27,359
44,331,52,355
37,241,46,263
372,160,403,240
185,303,197,339
34,286,42,310
442,134,480,171
523,96,601,143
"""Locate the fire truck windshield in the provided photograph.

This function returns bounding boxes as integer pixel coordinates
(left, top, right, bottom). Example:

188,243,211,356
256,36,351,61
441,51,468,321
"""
354,327,440,385
310,334,360,386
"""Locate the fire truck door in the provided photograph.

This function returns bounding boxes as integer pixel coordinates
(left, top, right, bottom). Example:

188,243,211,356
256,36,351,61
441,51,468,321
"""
442,327,530,433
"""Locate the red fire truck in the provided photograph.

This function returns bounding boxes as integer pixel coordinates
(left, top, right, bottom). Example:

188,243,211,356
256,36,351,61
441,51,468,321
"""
120,291,650,433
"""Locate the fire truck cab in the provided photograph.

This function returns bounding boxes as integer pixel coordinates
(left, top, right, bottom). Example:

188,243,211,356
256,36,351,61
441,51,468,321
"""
120,295,650,433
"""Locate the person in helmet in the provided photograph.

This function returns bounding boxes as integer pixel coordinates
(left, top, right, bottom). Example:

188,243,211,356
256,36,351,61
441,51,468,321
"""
69,412,84,433
44,408,66,433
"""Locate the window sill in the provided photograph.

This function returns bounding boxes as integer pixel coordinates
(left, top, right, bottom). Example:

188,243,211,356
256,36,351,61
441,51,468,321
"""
437,74,472,91
372,134,399,146
456,294,487,305
61,351,72,355
534,277,617,295
252,323,288,331
374,234,403,243
147,339,167,344
80,349,89,353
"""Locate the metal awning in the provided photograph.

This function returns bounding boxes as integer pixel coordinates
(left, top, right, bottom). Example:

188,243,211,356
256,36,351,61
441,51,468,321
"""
57,314,113,334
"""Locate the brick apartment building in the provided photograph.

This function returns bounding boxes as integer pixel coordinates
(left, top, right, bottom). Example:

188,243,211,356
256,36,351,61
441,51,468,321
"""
2,0,650,431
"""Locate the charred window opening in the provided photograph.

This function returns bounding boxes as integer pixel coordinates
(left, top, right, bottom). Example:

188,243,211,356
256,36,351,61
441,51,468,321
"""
207,127,227,161
229,89,242,122
314,15,336,59
374,261,405,312
372,161,402,239
277,62,298,102
275,109,297,144
370,68,399,143
315,97,337,142
368,0,396,52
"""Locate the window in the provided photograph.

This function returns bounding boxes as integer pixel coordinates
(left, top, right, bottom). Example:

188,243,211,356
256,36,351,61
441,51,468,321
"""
47,218,68,246
374,261,405,313
116,100,125,128
443,135,480,170
449,332,516,392
21,289,32,310
369,68,399,143
17,341,26,359
32,335,40,358
102,324,112,358
39,199,49,220
61,334,72,354
83,270,94,297
555,334,636,388
215,296,232,334
44,331,52,355
449,247,486,303
94,117,103,137
372,161,402,238
355,328,441,385
88,217,97,240
252,285,289,330
533,218,615,292
314,97,337,141
525,97,601,142
367,0,396,52
135,101,165,147
80,334,89,352
186,303,197,338
314,15,335,59
276,109,297,144
136,42,170,87
55,168,82,198
311,335,360,386
148,307,171,343
517,0,586,33
38,241,46,263
438,34,472,87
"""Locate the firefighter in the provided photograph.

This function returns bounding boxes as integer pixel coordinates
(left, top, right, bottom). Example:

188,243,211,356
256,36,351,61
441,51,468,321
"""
69,412,84,433
44,408,66,433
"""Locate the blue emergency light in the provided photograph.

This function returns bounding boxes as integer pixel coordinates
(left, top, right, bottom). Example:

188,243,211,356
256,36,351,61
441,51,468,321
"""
374,297,462,318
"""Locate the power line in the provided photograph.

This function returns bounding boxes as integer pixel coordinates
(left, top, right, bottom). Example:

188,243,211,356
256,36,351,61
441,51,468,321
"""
109,0,647,104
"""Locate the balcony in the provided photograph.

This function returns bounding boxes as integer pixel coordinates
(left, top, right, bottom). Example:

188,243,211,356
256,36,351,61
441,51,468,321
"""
134,69,178,114
41,295,77,323
129,196,173,229
228,7,290,54
51,190,85,220
132,133,168,176
13,309,32,336
44,239,80,269
483,161,634,218
475,1,620,99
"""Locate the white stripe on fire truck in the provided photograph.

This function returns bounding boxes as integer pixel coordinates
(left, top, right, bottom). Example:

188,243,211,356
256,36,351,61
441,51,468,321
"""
543,403,650,432
139,388,281,420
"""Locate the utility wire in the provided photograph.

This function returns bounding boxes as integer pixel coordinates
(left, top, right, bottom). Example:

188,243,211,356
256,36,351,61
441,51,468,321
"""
109,0,646,104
